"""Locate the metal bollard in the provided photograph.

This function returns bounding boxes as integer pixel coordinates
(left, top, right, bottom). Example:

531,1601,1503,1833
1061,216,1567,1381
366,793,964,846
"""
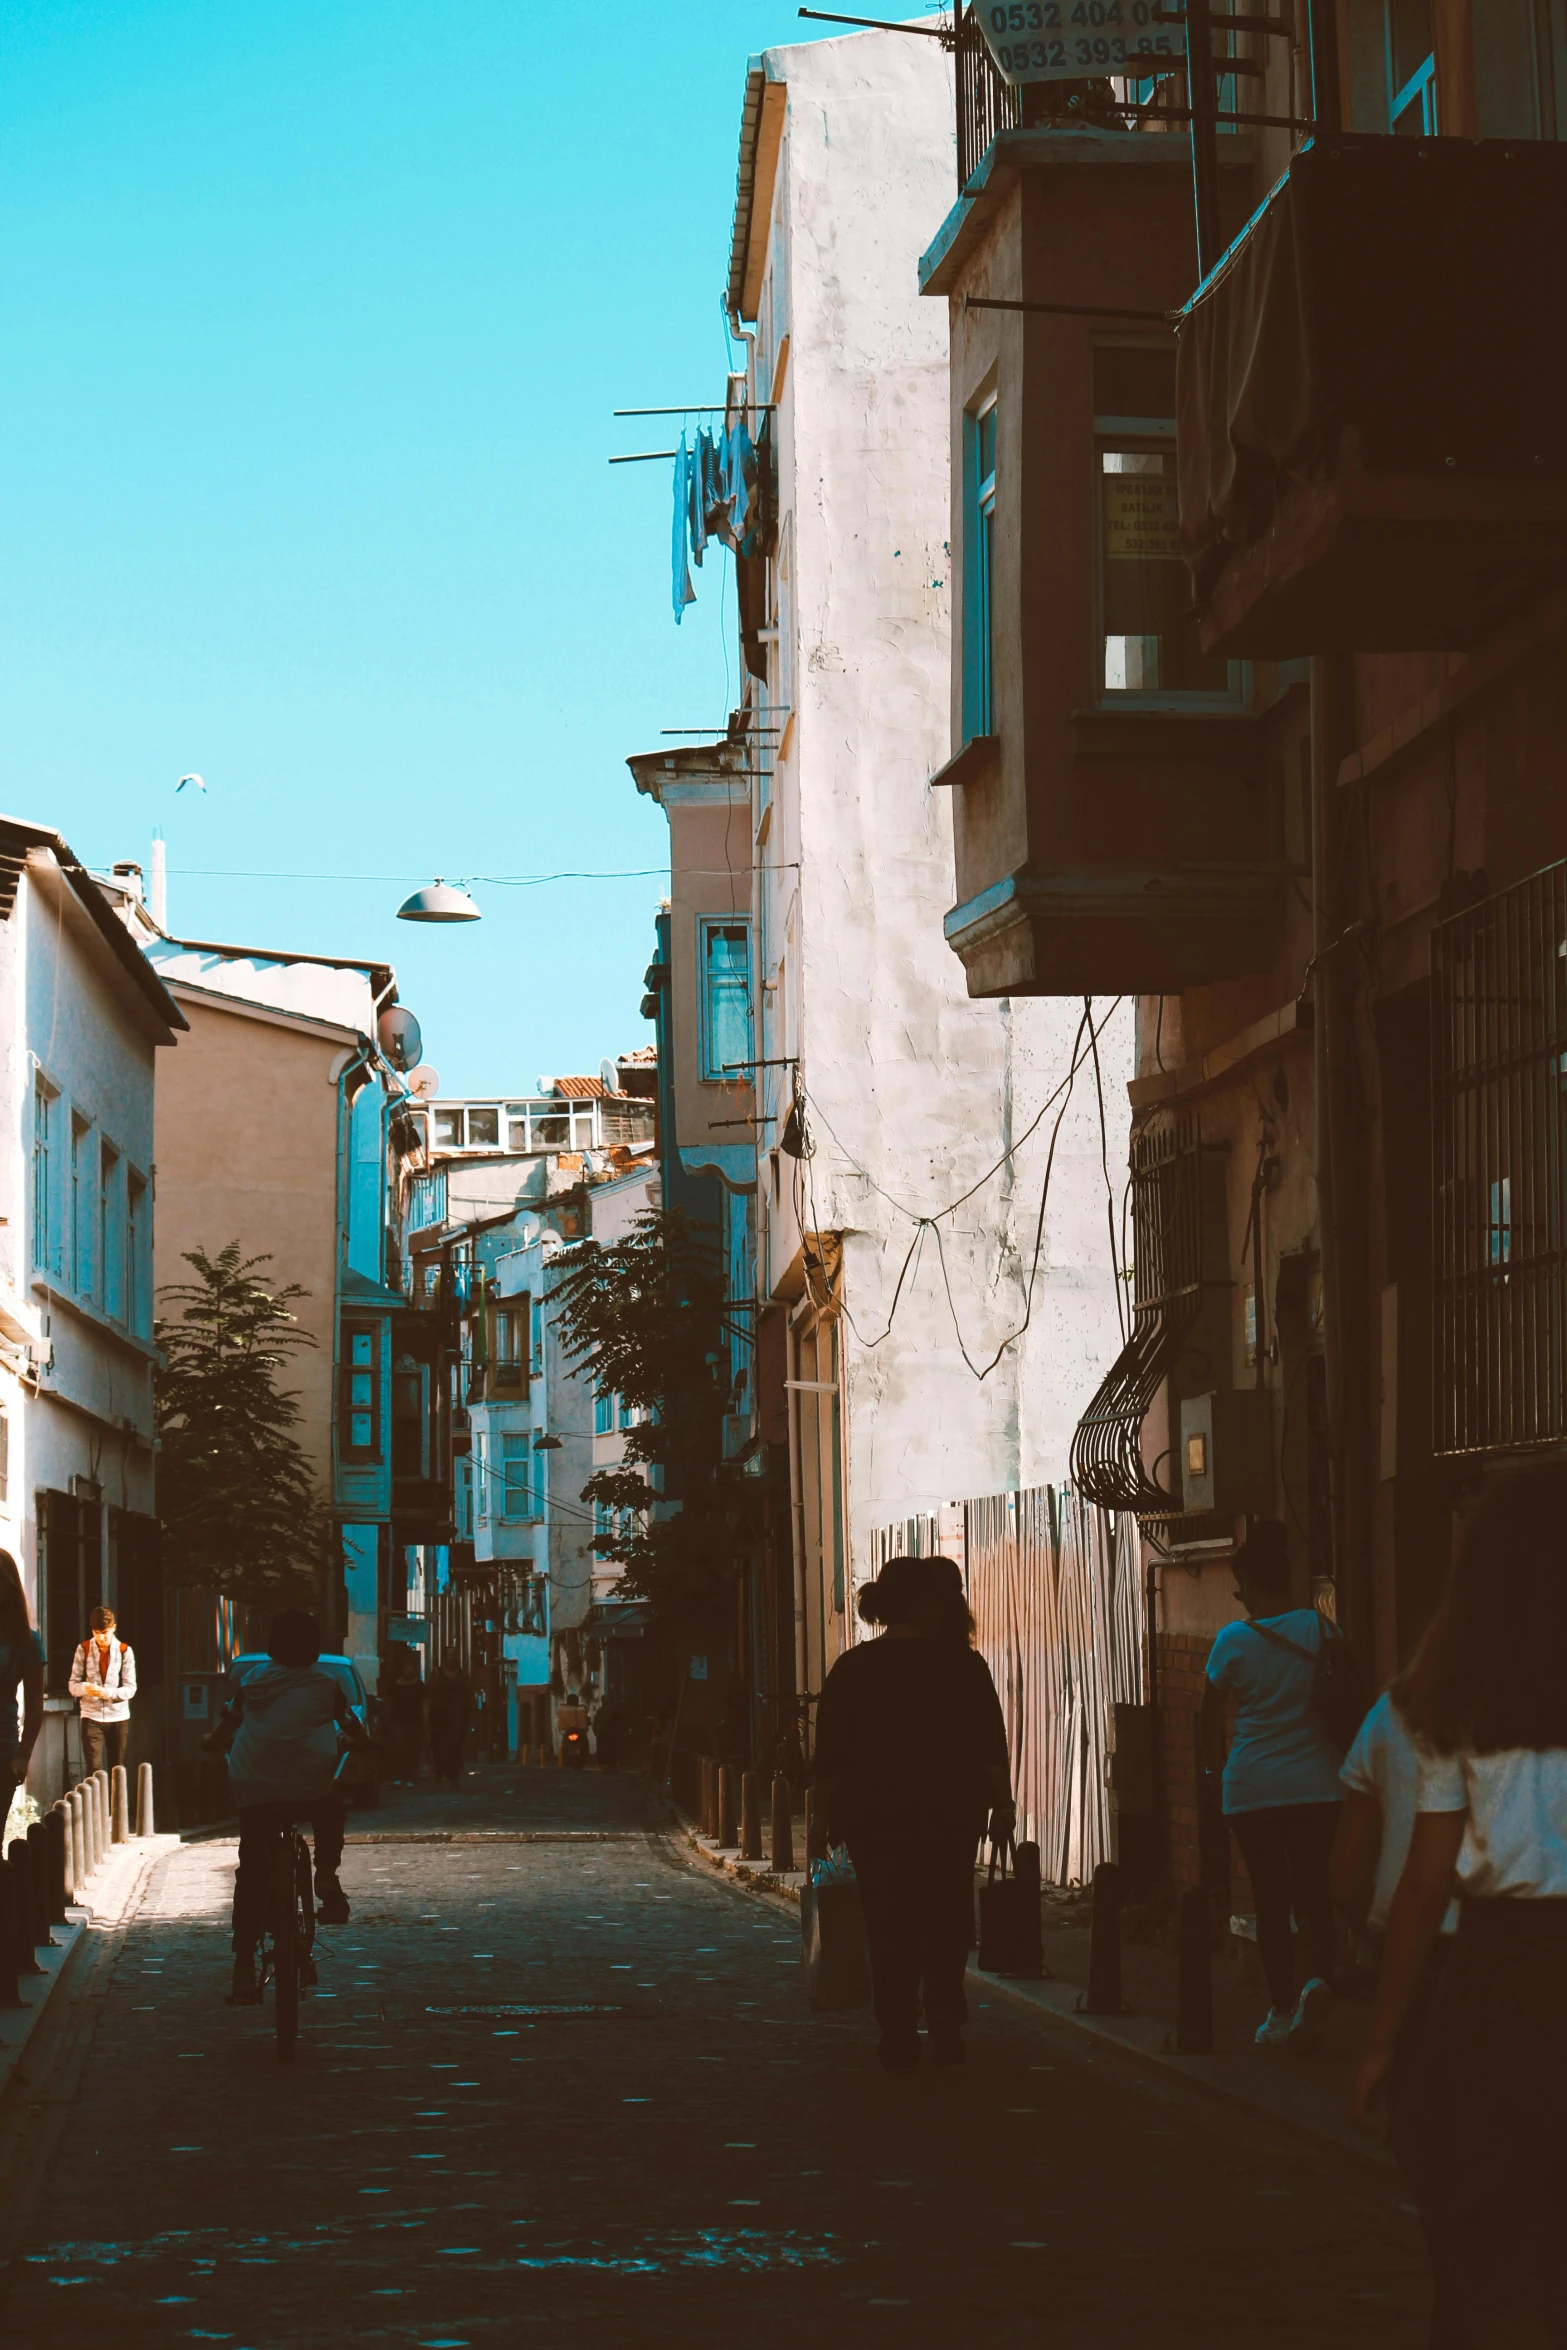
45,1808,68,1924
136,1761,155,1838
717,1764,739,1850
770,1775,796,1873
700,1756,717,1839
740,1771,763,1861
66,1788,85,1899
0,1858,22,2009
1083,1860,1125,2015
26,1822,52,1948
1176,1885,1214,2052
804,1784,828,1866
111,1766,129,1845
5,1852,42,1975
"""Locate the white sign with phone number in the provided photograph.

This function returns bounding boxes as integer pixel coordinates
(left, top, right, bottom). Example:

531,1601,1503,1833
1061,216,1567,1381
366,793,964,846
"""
977,0,1180,83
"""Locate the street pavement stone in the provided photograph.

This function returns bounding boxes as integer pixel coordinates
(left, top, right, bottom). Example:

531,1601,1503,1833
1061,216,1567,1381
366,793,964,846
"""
0,1769,1430,2346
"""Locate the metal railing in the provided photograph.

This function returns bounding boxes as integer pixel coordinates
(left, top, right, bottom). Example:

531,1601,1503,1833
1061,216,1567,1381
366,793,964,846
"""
957,3,1019,187
1432,861,1567,1456
1071,1113,1208,1515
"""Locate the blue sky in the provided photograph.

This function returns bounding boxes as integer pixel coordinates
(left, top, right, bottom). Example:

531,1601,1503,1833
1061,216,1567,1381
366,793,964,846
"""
0,1,922,1093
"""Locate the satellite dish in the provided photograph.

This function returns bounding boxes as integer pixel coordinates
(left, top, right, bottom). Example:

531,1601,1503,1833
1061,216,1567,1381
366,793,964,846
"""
408,1066,441,1100
378,1006,424,1071
599,1056,621,1095
397,879,481,924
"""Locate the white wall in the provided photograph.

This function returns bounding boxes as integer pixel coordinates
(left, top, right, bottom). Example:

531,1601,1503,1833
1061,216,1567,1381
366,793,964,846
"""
745,31,1133,1592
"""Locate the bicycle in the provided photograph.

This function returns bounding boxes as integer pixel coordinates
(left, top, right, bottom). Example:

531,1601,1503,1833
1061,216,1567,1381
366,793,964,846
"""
258,1815,319,2060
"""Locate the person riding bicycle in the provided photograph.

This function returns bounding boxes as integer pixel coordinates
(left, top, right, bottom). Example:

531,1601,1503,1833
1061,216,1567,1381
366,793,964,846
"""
203,1609,369,2006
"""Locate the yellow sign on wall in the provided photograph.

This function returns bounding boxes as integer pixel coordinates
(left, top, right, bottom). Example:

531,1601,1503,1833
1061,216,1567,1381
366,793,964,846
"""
1105,475,1181,563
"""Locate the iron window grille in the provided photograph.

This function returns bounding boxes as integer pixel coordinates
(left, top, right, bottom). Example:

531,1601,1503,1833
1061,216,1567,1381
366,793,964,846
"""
1432,859,1567,1457
1071,1111,1207,1515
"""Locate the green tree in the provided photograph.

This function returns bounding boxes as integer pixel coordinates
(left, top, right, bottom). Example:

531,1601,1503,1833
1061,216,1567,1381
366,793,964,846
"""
155,1243,330,1606
547,1209,754,1630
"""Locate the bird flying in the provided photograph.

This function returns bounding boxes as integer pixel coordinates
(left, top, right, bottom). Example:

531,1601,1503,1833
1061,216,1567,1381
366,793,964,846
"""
176,773,206,793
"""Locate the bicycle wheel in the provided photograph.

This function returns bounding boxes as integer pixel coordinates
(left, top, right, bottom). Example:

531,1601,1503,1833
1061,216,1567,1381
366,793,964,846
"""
272,1833,300,2061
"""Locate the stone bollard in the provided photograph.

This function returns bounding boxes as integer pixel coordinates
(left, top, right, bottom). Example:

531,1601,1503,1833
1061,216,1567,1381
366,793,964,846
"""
770,1775,796,1873
699,1756,716,1839
5,1851,43,1976
46,1807,68,1924
26,1822,52,1949
80,1781,98,1875
804,1785,828,1867
95,1771,111,1859
1176,1885,1214,2052
740,1771,763,1861
718,1764,739,1850
111,1766,130,1845
0,1857,22,2009
1083,1860,1124,2015
136,1761,155,1839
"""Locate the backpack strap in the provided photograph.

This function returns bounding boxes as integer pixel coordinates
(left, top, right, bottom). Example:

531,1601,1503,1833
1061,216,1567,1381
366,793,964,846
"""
1247,1616,1320,1665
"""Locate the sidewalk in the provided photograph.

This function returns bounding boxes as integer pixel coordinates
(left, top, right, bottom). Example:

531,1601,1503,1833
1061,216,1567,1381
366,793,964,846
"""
677,1815,1390,2168
0,1831,180,2103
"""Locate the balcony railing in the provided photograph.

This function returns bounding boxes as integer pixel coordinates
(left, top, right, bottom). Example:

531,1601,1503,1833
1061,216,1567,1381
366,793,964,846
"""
955,4,1185,189
957,5,1019,187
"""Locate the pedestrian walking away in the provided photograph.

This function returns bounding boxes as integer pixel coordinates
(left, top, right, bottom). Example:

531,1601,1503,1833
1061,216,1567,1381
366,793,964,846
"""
0,1548,45,1811
70,1605,137,1778
203,1609,372,2004
812,1553,1013,2074
1332,1688,1463,2345
427,1657,470,1788
1350,1458,1567,2350
1201,1519,1351,2054
385,1646,427,1784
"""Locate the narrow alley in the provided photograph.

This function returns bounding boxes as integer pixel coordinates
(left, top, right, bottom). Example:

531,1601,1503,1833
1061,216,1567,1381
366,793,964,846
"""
0,1772,1425,2348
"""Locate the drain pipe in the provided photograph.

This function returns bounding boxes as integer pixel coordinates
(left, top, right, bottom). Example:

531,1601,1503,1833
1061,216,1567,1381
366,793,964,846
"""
786,1297,811,1748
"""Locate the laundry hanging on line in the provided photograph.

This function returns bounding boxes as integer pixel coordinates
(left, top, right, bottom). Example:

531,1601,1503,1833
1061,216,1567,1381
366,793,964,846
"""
671,416,775,623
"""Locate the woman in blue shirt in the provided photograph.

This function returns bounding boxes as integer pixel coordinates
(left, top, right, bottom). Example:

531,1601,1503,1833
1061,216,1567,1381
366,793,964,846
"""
1201,1520,1344,2051
0,1548,46,1801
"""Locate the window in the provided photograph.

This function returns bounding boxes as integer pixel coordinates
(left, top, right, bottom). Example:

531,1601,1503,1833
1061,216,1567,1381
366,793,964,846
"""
99,1143,123,1322
618,1391,636,1431
699,918,752,1082
467,1106,500,1148
433,1108,463,1149
595,1384,614,1437
454,1452,474,1540
32,1075,57,1274
70,1115,94,1296
1387,0,1437,131
964,397,997,740
500,1432,532,1520
340,1325,380,1459
1432,861,1567,1455
531,1298,544,1373
392,1357,427,1477
126,1171,148,1336
473,1429,489,1521
1093,346,1240,706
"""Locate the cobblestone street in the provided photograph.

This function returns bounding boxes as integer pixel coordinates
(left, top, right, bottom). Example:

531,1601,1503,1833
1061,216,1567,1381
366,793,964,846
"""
0,1773,1431,2348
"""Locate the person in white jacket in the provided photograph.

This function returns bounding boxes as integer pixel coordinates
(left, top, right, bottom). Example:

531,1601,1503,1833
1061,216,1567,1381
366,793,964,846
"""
69,1607,136,1778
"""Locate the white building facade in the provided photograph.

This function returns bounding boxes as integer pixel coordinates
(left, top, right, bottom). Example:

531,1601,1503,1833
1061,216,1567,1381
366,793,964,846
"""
2,820,184,1799
721,29,1135,1694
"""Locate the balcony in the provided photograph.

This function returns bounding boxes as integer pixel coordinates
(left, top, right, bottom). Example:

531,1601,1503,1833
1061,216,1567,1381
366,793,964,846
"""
924,122,1274,997
428,1094,655,1159
1178,135,1567,658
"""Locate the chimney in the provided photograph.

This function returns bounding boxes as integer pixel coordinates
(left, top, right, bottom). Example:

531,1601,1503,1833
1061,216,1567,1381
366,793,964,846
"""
149,832,167,930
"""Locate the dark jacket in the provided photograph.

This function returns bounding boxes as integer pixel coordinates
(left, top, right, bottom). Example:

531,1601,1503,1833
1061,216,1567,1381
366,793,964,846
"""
813,1636,1009,1842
